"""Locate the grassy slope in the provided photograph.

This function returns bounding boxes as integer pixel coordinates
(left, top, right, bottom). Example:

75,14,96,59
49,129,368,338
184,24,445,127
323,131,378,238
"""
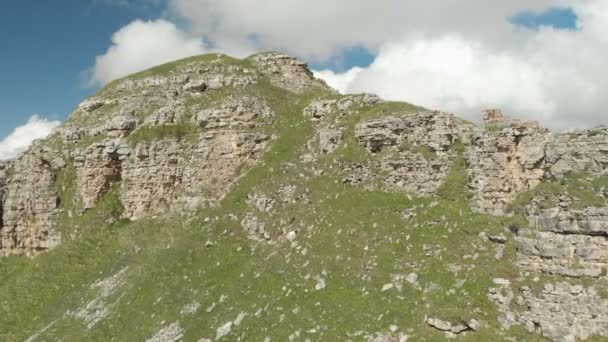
1,54,598,341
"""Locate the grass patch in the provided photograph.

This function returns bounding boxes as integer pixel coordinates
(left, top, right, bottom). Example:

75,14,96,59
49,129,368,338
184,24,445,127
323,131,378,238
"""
508,173,608,213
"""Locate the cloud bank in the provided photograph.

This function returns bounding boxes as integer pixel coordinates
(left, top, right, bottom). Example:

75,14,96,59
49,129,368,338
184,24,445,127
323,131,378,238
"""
89,19,207,85
0,115,61,161
86,0,608,129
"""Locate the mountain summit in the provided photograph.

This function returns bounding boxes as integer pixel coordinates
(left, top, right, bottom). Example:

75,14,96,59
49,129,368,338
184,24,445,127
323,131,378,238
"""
1,52,607,341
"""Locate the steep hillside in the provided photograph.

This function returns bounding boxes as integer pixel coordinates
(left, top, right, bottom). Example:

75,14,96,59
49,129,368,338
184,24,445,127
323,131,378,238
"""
1,52,607,342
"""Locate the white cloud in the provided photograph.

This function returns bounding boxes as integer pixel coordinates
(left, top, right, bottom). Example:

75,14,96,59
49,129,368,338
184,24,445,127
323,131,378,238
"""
89,19,207,85
0,115,61,161
313,68,362,94
313,6,608,130
166,0,559,58
87,0,608,129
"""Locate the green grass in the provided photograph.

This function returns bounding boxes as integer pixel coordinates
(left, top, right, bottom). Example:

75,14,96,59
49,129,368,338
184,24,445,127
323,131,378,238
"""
508,173,608,213
2,55,604,342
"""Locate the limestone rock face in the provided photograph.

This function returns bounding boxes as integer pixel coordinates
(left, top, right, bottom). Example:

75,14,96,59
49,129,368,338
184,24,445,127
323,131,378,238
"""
304,94,381,120
0,162,10,241
192,96,274,129
347,111,472,194
74,140,129,209
516,206,608,278
0,151,60,255
251,52,325,93
466,110,608,215
121,131,270,219
318,129,343,153
355,111,472,153
380,154,454,194
466,113,549,215
545,127,608,178
519,283,608,342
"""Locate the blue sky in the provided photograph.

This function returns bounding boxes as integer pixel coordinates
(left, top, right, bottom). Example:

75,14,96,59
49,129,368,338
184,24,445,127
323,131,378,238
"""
0,0,162,137
0,1,585,139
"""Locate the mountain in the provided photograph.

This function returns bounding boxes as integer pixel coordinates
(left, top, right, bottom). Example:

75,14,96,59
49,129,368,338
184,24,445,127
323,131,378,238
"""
1,52,607,341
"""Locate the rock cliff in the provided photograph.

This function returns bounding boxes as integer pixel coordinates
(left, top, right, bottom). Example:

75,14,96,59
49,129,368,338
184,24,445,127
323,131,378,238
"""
1,52,607,342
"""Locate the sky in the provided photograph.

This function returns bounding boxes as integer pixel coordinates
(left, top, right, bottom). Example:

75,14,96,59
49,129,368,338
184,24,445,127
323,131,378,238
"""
0,0,605,160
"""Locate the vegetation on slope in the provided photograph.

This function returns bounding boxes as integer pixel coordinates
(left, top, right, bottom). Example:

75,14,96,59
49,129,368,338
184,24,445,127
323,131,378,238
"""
2,53,605,341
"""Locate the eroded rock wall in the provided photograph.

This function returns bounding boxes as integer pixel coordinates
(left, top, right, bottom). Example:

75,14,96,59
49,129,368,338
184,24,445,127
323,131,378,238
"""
516,206,608,278
345,111,472,194
467,110,608,215
121,131,270,219
355,111,472,153
0,152,60,255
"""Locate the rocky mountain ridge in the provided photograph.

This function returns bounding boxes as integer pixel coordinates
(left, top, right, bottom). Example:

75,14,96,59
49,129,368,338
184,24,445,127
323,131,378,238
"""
1,52,607,341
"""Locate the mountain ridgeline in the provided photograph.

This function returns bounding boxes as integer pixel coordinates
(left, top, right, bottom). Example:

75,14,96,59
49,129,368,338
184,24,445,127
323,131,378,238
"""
1,52,607,341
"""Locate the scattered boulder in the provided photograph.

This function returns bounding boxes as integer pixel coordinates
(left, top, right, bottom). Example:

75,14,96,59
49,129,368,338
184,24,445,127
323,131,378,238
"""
426,317,477,338
319,129,343,153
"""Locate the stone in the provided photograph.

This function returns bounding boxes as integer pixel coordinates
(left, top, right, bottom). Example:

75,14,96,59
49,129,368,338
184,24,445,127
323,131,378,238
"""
426,317,473,336
192,96,274,129
144,105,180,126
318,129,343,153
381,283,394,291
180,301,201,316
241,213,270,242
104,114,139,137
516,229,608,278
216,321,232,339
304,94,381,120
405,273,419,286
78,98,111,112
315,277,326,290
492,278,511,287
146,322,184,342
251,52,326,93
487,234,507,244
286,231,297,242
183,79,207,92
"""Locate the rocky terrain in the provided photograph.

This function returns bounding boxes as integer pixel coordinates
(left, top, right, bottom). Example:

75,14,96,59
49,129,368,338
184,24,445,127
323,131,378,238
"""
1,52,607,341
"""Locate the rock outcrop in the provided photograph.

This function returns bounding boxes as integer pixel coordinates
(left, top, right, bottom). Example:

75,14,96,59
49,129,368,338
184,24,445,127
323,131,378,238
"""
121,131,270,219
466,110,548,215
490,282,608,342
355,111,471,154
516,206,608,278
191,95,274,129
518,283,608,342
341,111,472,194
75,140,128,209
2,52,608,342
304,94,381,121
0,151,60,255
467,110,608,215
251,52,325,93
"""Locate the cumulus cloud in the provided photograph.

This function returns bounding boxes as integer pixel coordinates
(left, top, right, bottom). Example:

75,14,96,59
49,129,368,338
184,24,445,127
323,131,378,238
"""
166,0,559,58
309,1,608,130
89,19,207,85
0,115,61,161
88,0,608,129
